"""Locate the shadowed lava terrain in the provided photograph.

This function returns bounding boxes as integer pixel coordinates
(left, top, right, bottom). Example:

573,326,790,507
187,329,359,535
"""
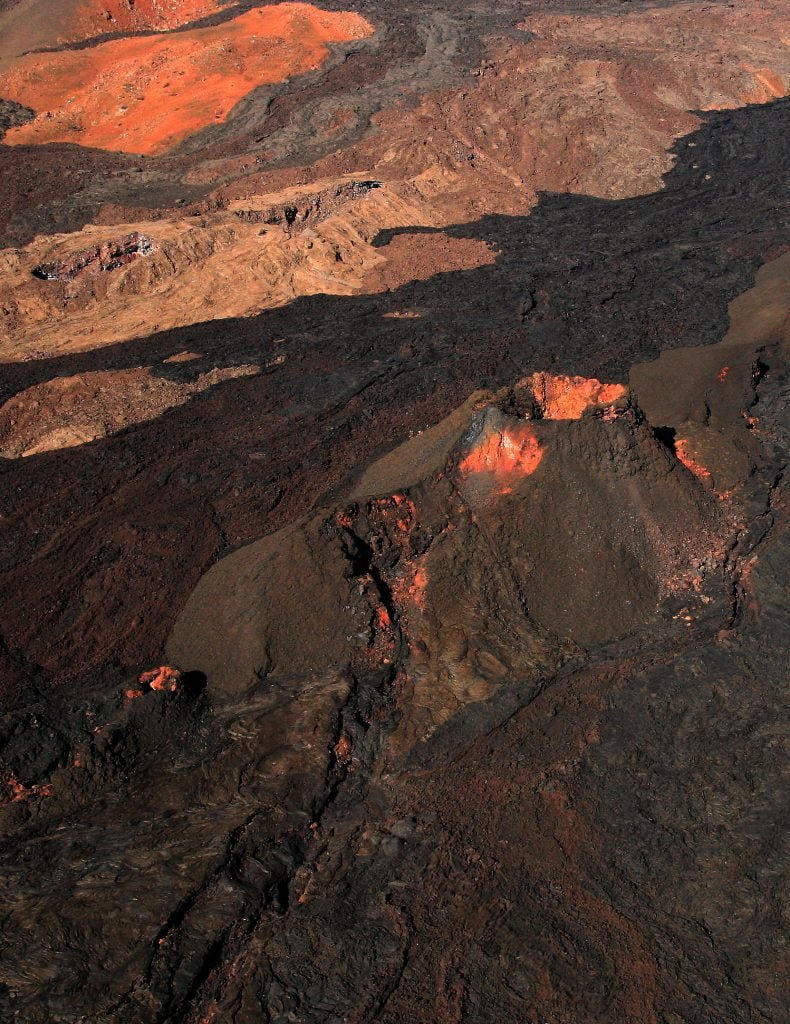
0,1,788,1022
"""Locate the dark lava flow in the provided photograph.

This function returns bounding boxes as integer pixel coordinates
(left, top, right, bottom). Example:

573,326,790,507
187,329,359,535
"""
0,96,787,1024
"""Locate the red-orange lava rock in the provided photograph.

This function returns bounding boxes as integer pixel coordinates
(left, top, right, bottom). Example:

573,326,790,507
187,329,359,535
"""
0,4,373,154
526,372,628,420
407,565,428,610
459,422,544,494
675,437,713,481
138,665,182,692
0,771,53,805
333,735,353,766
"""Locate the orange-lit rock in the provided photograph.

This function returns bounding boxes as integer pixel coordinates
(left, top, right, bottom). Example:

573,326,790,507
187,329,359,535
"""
675,437,712,481
459,421,544,494
740,66,787,104
0,771,53,805
407,565,428,611
391,493,419,533
526,372,628,420
139,665,182,692
0,4,373,155
333,735,353,766
391,562,429,614
413,565,428,595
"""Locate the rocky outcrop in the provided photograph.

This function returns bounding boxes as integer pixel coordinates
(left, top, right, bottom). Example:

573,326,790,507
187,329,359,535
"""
234,179,382,233
0,98,32,139
1,340,783,1021
31,231,156,282
0,184,432,360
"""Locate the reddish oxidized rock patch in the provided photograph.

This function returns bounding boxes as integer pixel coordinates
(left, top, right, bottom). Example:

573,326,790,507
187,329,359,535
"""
0,4,373,154
0,771,53,805
138,665,182,692
333,734,353,767
525,372,628,420
675,437,713,482
391,562,429,613
459,422,544,495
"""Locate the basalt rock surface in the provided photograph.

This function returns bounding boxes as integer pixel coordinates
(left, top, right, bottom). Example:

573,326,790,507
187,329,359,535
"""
31,231,156,282
233,178,381,231
0,1,788,1022
0,97,32,139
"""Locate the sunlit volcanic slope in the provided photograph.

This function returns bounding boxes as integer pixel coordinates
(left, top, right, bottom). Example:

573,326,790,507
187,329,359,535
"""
0,3,372,154
0,0,786,354
67,0,223,39
0,1,788,1022
0,0,222,64
0,0,225,68
0,96,786,684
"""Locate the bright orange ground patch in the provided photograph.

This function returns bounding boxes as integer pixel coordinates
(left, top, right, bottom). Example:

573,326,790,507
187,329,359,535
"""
459,423,544,494
526,372,628,420
0,3,373,154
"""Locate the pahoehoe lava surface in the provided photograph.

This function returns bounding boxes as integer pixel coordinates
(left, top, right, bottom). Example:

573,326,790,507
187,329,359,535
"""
0,2,788,1023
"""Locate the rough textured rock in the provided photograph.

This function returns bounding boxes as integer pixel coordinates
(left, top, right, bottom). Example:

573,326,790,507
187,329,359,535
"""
0,97,32,139
0,2,787,1022
31,231,156,282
